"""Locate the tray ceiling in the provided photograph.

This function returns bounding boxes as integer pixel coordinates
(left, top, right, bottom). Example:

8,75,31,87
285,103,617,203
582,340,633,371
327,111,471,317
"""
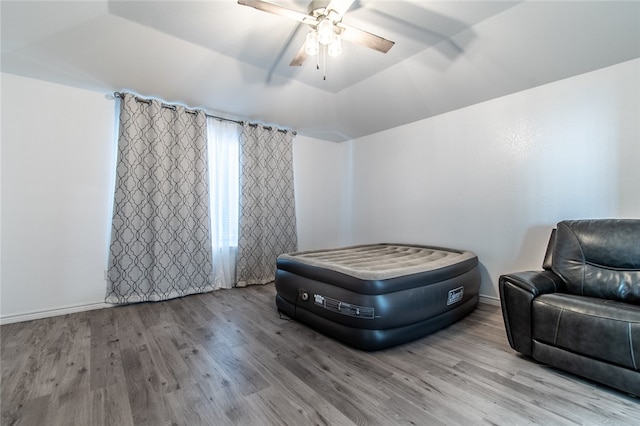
2,1,639,141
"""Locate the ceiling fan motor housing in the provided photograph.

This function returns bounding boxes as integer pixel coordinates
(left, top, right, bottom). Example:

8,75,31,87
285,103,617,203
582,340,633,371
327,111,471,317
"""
308,0,342,23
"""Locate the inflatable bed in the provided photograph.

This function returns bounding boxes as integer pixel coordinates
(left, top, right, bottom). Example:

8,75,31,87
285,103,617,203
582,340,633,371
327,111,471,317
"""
275,243,480,351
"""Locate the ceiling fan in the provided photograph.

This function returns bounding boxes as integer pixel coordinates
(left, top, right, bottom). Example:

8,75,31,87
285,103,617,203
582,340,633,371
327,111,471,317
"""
237,0,395,67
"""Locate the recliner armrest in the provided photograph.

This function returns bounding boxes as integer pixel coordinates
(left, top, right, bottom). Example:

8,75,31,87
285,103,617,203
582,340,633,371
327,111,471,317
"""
501,270,565,296
499,271,565,356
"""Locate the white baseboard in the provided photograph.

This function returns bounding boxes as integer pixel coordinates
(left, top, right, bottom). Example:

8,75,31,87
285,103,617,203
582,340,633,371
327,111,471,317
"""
0,302,110,325
1,292,502,325
479,294,501,306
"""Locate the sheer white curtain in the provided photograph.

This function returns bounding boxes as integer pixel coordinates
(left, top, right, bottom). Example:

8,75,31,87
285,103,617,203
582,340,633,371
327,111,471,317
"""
207,118,241,289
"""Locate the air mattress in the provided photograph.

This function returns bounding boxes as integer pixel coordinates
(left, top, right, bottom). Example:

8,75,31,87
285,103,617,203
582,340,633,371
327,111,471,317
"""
275,243,480,351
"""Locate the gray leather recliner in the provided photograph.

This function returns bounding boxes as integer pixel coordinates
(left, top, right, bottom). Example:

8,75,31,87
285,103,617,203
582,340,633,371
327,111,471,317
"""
499,219,640,396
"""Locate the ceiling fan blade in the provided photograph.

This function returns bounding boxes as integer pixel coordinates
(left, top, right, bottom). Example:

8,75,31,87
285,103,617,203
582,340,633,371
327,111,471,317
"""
268,22,305,80
289,42,308,66
326,0,356,19
337,23,395,53
238,0,314,24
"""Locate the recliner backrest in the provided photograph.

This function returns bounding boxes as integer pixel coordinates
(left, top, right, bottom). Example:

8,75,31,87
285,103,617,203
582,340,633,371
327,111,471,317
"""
551,219,640,304
542,228,556,271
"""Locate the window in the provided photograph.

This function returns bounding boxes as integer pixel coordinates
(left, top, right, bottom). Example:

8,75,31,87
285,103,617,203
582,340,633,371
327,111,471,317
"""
207,118,241,288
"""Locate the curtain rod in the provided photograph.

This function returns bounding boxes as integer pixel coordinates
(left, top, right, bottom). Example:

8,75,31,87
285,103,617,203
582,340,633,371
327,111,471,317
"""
113,92,295,135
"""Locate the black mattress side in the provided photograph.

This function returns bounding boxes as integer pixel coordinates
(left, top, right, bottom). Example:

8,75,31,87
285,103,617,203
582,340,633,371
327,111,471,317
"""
275,293,479,351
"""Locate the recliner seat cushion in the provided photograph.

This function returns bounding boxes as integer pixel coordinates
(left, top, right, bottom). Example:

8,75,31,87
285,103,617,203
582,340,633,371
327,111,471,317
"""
552,219,640,304
533,293,640,371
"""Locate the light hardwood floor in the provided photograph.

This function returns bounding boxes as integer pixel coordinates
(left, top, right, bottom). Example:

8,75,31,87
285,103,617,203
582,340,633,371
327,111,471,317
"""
1,283,638,426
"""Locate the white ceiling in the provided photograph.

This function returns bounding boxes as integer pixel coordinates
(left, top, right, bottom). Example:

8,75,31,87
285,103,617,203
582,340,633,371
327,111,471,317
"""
2,0,639,141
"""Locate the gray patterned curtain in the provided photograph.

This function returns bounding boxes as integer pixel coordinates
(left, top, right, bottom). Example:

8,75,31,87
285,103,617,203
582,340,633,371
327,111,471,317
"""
237,124,298,286
106,93,214,304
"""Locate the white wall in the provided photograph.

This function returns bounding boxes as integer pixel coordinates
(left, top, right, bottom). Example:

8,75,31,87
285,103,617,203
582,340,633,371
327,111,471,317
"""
293,135,349,250
1,73,116,321
2,58,638,321
0,74,346,322
346,59,640,299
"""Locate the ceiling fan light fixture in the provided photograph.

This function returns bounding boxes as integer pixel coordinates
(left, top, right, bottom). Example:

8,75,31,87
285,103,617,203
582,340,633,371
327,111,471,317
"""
328,35,342,57
236,0,395,75
305,31,319,56
317,18,334,45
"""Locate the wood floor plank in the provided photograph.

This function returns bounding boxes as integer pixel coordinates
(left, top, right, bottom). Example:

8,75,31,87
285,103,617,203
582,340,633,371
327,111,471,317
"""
163,383,218,426
178,343,265,425
90,381,135,426
4,394,51,426
272,349,384,425
89,308,125,391
46,381,92,426
120,344,175,426
239,348,357,425
2,283,638,425
113,305,151,351
204,340,270,397
144,322,191,394
378,370,483,425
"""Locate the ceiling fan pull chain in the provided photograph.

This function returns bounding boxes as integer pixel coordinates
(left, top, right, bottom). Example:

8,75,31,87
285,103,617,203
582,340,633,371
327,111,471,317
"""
323,44,327,80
